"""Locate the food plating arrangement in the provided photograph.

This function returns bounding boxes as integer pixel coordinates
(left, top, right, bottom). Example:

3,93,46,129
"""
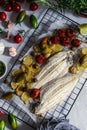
0,2,87,129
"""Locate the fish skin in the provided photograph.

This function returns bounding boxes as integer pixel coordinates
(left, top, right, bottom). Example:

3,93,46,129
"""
33,51,74,89
35,51,73,81
33,58,68,89
35,73,82,115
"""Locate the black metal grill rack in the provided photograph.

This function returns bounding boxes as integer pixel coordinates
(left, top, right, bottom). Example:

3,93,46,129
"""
0,8,87,129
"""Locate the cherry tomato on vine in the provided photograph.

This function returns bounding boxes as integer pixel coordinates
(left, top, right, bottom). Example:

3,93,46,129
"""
30,2,38,11
5,3,13,12
0,12,7,21
14,34,22,43
13,3,21,12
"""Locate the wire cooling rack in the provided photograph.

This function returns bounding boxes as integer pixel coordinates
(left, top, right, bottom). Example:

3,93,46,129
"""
0,8,87,129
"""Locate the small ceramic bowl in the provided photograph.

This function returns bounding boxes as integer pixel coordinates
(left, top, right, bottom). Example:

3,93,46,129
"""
0,60,7,80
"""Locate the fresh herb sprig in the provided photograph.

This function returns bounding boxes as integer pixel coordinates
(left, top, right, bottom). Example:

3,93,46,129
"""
34,0,87,13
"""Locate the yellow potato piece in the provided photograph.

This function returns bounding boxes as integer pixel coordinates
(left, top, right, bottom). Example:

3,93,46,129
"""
80,55,87,68
26,83,32,89
79,47,87,57
20,65,26,72
24,66,33,82
23,55,33,65
76,64,85,71
21,92,30,103
11,82,18,89
32,65,40,75
50,44,62,54
11,80,24,90
33,44,41,52
11,69,23,77
16,86,23,96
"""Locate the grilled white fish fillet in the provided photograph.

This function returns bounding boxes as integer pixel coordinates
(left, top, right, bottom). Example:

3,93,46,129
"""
33,59,68,89
35,51,73,81
33,51,73,89
35,73,82,115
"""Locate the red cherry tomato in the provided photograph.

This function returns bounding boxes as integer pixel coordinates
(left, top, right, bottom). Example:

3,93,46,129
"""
51,35,59,44
30,2,38,11
57,29,65,37
14,34,22,43
71,39,80,47
66,28,75,38
0,12,7,21
0,111,3,116
5,3,13,12
60,37,70,46
30,89,40,99
36,54,45,64
13,3,21,12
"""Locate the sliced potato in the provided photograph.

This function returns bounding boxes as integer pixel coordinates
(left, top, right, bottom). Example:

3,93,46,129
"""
79,47,87,57
11,82,18,89
32,65,41,75
11,80,24,90
26,82,32,89
23,55,33,65
80,55,87,68
24,66,33,82
16,86,23,96
11,69,23,77
21,92,30,103
42,47,52,58
33,44,41,53
20,64,26,72
50,44,62,54
76,64,85,71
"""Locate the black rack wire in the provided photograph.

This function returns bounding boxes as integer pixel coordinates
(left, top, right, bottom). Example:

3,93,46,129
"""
0,8,87,129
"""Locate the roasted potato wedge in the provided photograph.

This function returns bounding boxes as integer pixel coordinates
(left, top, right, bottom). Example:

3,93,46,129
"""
33,44,41,53
16,86,23,96
21,92,30,103
11,80,24,90
11,69,23,77
11,82,18,90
